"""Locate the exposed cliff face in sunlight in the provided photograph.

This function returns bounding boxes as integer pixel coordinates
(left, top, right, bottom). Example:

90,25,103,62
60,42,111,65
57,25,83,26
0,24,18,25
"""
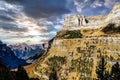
62,3,120,30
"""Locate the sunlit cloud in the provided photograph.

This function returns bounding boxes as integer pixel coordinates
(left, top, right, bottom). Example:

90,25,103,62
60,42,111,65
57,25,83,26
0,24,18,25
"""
0,0,120,44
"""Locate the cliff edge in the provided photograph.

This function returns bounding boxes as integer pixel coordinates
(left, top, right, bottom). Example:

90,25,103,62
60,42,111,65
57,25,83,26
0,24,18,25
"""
62,3,120,30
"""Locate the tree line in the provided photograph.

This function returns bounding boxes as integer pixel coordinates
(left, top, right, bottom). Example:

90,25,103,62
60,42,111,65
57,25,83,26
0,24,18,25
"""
96,57,120,80
0,63,39,80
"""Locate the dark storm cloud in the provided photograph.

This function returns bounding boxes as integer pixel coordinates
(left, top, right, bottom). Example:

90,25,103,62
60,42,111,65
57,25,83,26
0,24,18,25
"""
0,22,28,32
4,0,120,19
0,35,35,39
0,14,14,21
1,0,120,44
5,0,71,18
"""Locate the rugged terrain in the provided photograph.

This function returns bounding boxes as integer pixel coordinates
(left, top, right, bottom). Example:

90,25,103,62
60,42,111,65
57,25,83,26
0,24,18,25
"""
9,43,45,63
63,3,120,30
0,41,28,69
26,4,120,80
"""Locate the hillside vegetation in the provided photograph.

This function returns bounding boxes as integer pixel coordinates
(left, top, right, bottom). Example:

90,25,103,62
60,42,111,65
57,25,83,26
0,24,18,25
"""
29,36,120,79
56,30,82,39
26,4,120,80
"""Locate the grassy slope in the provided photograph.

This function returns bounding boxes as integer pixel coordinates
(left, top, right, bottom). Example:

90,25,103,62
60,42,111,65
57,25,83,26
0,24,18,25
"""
30,37,120,79
26,23,120,80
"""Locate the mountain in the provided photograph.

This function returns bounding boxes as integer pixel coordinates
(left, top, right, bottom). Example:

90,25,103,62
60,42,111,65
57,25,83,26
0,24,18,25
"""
9,43,45,63
62,3,120,30
27,4,120,80
105,3,120,23
0,41,29,69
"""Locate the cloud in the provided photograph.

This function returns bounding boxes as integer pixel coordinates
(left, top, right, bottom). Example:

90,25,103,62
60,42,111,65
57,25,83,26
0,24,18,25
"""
5,0,70,19
90,0,103,8
0,0,68,44
0,0,59,44
73,0,116,15
73,0,95,13
104,0,118,8
1,0,120,44
0,15,14,21
0,23,28,32
0,1,28,32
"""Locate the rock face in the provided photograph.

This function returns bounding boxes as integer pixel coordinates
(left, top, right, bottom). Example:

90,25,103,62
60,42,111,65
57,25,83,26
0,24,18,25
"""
63,15,88,29
62,3,120,30
62,14,106,30
105,3,120,24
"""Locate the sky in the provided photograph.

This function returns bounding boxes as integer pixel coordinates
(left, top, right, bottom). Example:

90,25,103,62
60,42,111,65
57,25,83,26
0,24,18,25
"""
0,0,120,45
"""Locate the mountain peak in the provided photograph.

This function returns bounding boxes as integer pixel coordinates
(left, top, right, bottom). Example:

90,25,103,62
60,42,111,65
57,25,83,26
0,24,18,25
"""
112,3,120,11
105,3,120,23
62,4,120,30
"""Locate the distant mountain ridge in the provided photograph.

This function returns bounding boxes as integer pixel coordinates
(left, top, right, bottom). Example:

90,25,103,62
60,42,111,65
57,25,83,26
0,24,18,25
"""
0,38,54,69
0,41,29,69
9,38,54,63
9,43,45,63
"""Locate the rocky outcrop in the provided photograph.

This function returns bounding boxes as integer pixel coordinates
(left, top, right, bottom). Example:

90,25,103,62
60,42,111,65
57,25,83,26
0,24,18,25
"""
105,3,120,24
63,15,88,28
42,38,54,51
62,14,106,30
62,3,120,30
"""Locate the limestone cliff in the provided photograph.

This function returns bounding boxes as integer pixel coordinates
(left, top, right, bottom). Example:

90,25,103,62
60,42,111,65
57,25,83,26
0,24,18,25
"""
62,3,120,30
105,3,120,23
63,14,106,30
63,15,88,29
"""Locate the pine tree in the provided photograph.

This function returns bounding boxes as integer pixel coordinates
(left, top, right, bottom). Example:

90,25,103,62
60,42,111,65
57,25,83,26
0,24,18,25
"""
0,63,13,80
16,65,29,80
111,62,120,80
49,68,58,80
96,57,109,80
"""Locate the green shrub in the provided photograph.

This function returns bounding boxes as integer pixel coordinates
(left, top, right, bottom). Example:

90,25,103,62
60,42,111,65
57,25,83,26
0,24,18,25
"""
56,30,82,39
46,56,66,70
102,23,120,34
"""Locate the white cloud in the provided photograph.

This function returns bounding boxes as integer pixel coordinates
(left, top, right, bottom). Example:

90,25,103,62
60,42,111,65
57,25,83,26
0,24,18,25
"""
0,1,58,44
74,0,85,13
84,0,90,3
100,9,107,14
104,0,116,8
91,0,103,8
